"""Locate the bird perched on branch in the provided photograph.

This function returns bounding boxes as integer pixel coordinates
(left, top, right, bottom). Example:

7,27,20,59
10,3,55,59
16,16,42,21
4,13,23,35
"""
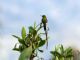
41,15,48,48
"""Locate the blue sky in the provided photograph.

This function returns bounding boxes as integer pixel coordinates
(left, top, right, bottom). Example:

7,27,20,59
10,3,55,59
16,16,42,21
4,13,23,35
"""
0,0,80,60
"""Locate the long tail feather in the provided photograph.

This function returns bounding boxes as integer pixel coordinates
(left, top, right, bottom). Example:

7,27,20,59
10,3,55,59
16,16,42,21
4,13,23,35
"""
45,30,48,49
44,24,48,48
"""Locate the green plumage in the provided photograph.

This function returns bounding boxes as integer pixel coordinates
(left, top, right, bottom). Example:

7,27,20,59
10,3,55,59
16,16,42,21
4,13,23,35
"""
41,15,48,48
42,15,47,31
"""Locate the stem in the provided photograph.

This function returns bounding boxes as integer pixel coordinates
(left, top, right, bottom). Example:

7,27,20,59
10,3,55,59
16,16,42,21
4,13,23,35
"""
37,26,43,32
30,50,35,60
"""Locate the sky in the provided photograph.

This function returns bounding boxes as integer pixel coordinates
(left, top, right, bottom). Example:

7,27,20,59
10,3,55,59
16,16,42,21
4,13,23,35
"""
0,0,80,60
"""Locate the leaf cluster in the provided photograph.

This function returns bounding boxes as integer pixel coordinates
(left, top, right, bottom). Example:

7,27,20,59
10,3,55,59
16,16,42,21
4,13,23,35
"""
50,44,73,60
12,22,47,60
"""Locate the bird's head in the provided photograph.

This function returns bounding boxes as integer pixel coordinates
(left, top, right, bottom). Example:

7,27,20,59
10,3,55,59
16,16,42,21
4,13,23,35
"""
42,15,46,18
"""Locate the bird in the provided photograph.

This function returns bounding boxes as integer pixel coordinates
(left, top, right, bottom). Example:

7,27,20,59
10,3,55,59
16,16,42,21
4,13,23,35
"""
42,15,47,31
41,15,48,48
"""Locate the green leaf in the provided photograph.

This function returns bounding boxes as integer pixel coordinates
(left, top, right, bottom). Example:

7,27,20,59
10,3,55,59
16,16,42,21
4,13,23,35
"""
34,22,36,29
13,48,20,51
38,49,43,53
19,46,32,60
65,47,73,57
38,40,45,47
66,55,73,58
22,27,26,39
18,39,25,45
66,47,72,54
29,26,34,33
12,35,21,39
29,26,37,36
13,43,20,51
19,45,23,52
60,45,64,55
50,51,62,57
12,35,25,45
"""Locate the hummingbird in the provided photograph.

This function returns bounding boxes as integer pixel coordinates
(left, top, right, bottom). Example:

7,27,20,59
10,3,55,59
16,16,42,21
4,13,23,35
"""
41,15,48,48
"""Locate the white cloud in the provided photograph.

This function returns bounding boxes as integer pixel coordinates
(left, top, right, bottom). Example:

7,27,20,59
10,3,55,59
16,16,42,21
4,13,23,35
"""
0,35,19,60
49,8,62,21
59,22,80,51
1,0,80,59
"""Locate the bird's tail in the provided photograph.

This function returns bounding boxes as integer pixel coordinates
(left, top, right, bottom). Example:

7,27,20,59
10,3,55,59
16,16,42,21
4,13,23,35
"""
44,24,48,49
45,30,48,49
43,24,46,31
